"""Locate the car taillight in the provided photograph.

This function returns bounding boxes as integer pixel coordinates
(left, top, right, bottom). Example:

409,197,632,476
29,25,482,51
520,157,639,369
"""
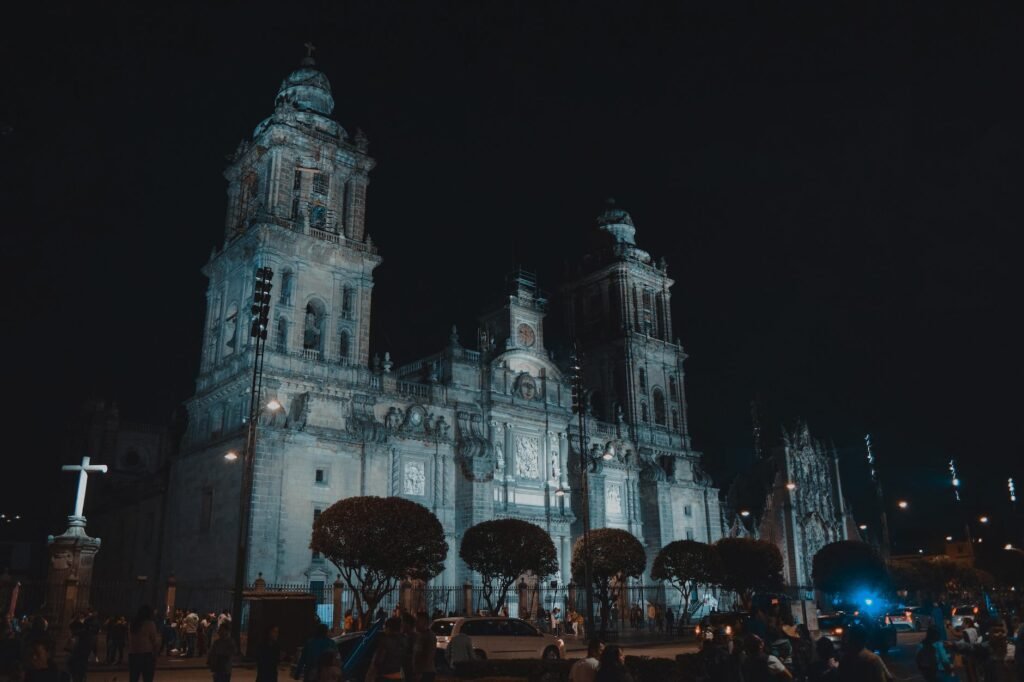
834,627,844,635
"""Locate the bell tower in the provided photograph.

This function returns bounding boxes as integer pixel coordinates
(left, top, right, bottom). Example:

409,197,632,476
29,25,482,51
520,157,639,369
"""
479,269,549,355
562,200,691,449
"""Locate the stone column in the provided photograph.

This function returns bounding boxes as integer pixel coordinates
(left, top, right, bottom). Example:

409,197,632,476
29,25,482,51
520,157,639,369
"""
45,516,101,643
504,423,514,479
558,433,569,489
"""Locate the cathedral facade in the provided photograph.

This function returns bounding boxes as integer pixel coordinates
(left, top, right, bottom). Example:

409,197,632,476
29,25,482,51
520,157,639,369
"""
725,423,859,591
160,55,721,592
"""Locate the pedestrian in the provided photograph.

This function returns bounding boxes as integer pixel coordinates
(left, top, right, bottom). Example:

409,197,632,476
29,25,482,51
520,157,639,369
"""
411,612,437,682
23,642,66,682
837,625,888,682
594,644,633,682
741,634,792,682
342,609,354,634
316,650,342,682
110,616,127,665
206,626,235,682
916,625,954,682
127,605,160,682
445,624,474,673
569,638,603,682
646,603,656,631
400,612,416,678
790,624,813,680
67,616,94,682
366,617,404,681
807,637,839,682
183,609,199,658
699,628,742,682
255,625,280,682
550,608,561,636
0,620,21,682
294,624,335,682
665,607,675,635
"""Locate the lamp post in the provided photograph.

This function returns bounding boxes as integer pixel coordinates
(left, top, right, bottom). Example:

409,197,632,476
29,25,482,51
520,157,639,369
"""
229,266,273,645
564,348,615,637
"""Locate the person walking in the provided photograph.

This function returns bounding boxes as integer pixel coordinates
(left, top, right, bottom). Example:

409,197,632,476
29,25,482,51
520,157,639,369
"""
67,617,94,682
183,610,199,658
445,625,474,673
366,617,404,681
837,625,888,682
594,645,633,682
127,606,160,682
807,637,839,682
109,617,127,665
23,642,67,682
665,607,675,635
411,612,437,682
294,624,336,682
569,639,603,682
916,625,954,682
206,626,236,682
255,625,281,682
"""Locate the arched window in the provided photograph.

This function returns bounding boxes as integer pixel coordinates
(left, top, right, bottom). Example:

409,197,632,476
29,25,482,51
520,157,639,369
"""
280,270,294,305
638,368,647,391
338,330,350,362
303,300,326,353
669,376,678,400
275,317,288,353
341,285,355,320
653,388,667,426
640,402,649,422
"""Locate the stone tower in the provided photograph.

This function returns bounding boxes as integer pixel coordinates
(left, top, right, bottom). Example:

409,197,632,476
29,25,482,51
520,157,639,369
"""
562,201,719,574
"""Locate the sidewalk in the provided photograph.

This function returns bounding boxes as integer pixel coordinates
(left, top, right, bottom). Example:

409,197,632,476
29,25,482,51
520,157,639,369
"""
559,629,695,653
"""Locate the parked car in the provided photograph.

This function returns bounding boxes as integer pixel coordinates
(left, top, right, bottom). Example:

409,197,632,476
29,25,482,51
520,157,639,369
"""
884,610,916,631
909,606,933,632
694,612,746,643
951,605,981,629
431,617,565,660
818,612,897,654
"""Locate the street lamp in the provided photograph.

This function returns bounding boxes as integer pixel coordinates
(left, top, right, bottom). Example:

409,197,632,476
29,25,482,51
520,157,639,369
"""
224,451,239,462
979,516,989,524
229,266,273,645
946,536,953,542
785,482,796,491
858,524,868,530
897,500,909,510
740,510,751,518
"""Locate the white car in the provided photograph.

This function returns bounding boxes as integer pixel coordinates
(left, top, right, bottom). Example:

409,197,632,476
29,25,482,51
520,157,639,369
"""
431,617,565,660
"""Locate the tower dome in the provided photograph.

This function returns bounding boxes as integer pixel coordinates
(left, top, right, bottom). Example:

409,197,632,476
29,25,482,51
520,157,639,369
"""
275,55,335,116
595,198,637,245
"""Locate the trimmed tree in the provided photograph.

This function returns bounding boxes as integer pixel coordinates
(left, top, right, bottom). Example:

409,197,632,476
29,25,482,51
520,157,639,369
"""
652,540,722,625
714,537,784,611
571,528,646,635
812,541,889,597
311,496,447,627
460,519,558,616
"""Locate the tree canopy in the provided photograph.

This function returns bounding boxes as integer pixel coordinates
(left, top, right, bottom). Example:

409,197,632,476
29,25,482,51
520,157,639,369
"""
572,528,646,634
460,518,558,615
714,538,783,610
652,540,722,623
311,496,447,625
812,541,889,596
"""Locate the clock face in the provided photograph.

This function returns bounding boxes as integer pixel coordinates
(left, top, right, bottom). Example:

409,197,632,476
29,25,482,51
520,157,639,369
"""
408,407,424,426
517,323,536,348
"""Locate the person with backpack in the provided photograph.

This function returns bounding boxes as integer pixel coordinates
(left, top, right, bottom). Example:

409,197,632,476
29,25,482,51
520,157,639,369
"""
916,625,955,682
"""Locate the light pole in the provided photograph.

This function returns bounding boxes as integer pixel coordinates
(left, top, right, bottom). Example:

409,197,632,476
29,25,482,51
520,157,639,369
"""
564,348,613,637
230,266,273,646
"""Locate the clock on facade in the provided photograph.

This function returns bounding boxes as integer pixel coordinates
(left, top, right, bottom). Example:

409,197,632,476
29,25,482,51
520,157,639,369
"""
516,323,536,348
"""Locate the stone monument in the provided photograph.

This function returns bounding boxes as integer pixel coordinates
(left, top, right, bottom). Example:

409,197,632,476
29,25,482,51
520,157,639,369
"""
44,456,107,642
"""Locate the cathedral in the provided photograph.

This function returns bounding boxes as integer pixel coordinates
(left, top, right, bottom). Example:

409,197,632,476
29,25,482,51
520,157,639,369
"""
159,54,723,592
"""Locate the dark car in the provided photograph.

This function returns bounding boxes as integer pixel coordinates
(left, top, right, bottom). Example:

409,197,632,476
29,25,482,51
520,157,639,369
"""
818,612,897,655
694,612,746,643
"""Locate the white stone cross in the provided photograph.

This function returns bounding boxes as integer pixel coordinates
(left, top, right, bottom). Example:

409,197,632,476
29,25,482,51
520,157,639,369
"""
61,456,108,518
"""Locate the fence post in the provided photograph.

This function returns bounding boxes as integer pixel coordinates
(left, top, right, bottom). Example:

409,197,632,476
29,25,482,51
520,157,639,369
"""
332,575,343,633
462,583,472,617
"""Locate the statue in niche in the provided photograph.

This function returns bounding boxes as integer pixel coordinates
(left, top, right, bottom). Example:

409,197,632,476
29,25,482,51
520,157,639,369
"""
495,443,505,470
385,407,403,430
435,416,450,440
303,306,322,350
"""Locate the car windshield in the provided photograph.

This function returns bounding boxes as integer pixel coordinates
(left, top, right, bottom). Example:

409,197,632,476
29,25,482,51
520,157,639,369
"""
431,621,455,636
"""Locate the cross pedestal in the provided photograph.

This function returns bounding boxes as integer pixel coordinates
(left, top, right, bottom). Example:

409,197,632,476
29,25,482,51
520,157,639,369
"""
44,456,107,648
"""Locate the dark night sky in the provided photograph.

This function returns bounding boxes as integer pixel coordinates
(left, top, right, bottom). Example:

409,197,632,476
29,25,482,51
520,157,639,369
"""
2,1,1021,551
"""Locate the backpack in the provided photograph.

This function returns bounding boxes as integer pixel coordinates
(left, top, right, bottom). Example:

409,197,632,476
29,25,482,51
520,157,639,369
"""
916,644,938,677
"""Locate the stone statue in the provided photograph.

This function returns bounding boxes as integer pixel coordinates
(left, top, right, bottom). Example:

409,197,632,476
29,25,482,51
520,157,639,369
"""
495,443,505,470
385,407,402,430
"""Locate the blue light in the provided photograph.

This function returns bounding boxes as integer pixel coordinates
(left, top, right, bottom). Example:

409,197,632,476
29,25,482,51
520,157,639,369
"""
865,598,873,606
